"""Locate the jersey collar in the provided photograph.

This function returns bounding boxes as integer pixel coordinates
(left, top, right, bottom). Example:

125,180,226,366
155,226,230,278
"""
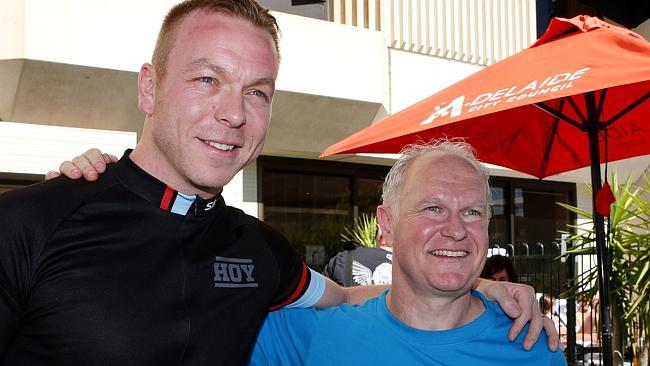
110,150,224,217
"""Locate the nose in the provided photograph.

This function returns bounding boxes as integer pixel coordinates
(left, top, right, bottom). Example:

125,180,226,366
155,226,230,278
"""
214,88,245,128
440,214,468,241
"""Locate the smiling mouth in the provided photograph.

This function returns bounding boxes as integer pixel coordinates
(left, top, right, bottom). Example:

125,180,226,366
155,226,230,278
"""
428,250,468,258
200,139,235,151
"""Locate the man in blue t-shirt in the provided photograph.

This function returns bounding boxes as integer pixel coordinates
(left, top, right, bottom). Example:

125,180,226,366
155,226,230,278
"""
250,140,567,365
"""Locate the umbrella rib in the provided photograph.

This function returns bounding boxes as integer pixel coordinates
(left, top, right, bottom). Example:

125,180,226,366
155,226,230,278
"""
566,95,587,123
533,101,585,131
542,98,566,163
603,91,650,128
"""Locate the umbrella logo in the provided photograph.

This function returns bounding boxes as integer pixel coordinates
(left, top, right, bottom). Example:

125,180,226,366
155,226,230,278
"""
421,67,591,126
420,95,466,125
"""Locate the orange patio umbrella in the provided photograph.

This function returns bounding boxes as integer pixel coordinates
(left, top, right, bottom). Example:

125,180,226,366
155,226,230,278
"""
322,16,650,366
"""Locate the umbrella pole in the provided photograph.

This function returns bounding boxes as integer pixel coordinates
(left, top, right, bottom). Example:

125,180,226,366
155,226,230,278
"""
587,123,614,366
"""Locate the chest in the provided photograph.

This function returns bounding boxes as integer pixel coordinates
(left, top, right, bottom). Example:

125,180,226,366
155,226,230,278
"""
15,209,280,365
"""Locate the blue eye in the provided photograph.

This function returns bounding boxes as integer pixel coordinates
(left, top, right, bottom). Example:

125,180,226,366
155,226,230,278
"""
250,90,266,98
426,206,441,212
198,76,215,84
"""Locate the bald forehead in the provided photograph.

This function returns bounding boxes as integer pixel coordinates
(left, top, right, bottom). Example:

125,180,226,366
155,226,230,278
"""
417,151,483,176
404,152,488,192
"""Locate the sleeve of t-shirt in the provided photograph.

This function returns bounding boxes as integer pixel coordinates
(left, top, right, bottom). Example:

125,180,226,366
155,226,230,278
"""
0,178,94,358
247,307,321,366
0,261,23,359
259,222,325,310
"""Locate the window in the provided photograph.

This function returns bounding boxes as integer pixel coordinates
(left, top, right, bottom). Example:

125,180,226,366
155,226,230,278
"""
489,177,576,247
259,157,388,269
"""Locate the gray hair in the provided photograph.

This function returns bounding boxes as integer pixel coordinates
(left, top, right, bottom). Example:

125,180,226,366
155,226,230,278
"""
381,138,492,214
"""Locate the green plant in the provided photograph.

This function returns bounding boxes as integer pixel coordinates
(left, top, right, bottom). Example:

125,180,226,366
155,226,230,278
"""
340,213,377,248
558,173,650,365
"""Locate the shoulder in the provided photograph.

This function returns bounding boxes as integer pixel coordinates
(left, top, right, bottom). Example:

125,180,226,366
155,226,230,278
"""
318,294,383,327
475,291,566,364
223,205,286,242
0,173,121,304
0,173,119,241
221,205,295,259
265,296,380,335
475,291,525,337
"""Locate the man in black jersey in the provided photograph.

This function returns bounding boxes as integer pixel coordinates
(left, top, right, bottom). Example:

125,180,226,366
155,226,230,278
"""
0,2,361,364
2,0,556,364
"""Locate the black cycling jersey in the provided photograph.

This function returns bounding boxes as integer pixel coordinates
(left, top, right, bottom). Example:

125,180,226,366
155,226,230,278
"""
0,152,309,365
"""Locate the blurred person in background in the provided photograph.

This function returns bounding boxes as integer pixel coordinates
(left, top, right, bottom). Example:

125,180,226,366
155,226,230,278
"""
323,224,393,286
481,254,518,282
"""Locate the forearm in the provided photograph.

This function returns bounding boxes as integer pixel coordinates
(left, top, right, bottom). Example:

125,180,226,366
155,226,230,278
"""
473,277,489,293
342,284,388,305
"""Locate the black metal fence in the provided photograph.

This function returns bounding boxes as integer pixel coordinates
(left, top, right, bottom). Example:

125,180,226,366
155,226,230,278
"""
490,242,608,366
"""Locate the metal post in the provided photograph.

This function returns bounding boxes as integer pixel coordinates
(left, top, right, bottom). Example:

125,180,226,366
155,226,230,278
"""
587,121,614,366
566,240,577,364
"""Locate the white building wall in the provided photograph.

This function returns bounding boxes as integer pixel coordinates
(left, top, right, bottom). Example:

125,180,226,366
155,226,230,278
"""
3,0,388,105
18,0,174,71
388,49,483,113
274,11,389,106
0,121,136,175
0,0,25,59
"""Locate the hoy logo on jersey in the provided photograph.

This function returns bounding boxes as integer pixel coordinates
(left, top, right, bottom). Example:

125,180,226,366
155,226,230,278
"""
213,256,258,288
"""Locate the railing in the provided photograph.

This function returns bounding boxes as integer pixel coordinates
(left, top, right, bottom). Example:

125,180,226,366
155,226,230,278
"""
490,242,609,366
328,0,537,65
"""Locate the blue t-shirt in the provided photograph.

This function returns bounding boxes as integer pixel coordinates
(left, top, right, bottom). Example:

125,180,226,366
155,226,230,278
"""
250,290,567,366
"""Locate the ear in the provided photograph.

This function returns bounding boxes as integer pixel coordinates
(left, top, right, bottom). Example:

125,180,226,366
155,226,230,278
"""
138,63,156,116
376,205,395,247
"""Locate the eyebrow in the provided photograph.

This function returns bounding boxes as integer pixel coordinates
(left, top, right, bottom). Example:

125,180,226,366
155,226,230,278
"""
184,58,276,91
421,196,488,208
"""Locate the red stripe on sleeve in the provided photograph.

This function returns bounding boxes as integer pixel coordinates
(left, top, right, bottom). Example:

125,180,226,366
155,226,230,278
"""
268,263,309,311
160,186,174,211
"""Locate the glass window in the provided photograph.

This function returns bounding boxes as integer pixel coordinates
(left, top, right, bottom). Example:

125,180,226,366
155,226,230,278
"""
514,188,572,246
357,178,384,217
489,184,509,246
488,178,575,249
260,157,389,270
263,171,351,269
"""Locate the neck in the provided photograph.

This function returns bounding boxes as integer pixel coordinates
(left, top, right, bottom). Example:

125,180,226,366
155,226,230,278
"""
130,141,221,200
386,281,484,331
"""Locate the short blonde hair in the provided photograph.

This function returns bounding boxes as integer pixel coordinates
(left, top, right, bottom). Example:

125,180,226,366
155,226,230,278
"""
152,0,280,82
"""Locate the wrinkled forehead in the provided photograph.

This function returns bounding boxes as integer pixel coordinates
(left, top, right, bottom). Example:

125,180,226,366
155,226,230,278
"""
174,10,279,66
406,153,487,191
